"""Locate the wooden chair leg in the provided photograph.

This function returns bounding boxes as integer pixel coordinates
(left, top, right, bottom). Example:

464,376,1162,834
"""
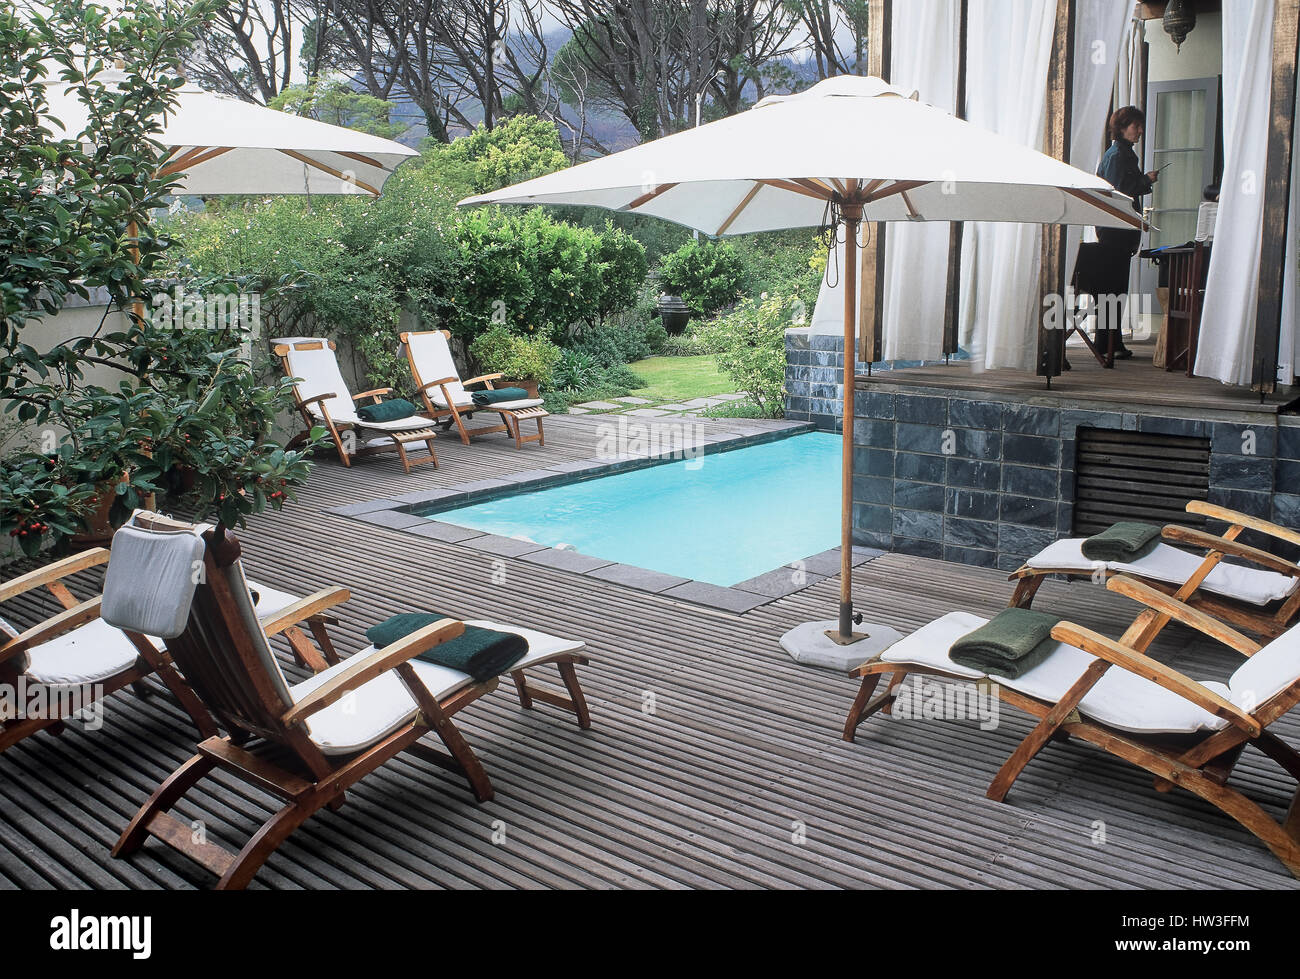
308,620,341,666
393,439,412,473
451,409,472,445
283,625,330,673
429,716,494,802
1009,574,1046,609
880,670,908,715
558,661,592,730
535,416,545,447
113,753,216,857
842,674,882,742
218,799,319,891
511,670,533,709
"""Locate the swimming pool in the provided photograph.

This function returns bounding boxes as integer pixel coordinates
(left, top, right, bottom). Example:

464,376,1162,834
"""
431,432,841,587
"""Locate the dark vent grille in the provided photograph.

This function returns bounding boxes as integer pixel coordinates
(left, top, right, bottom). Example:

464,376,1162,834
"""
1073,428,1211,537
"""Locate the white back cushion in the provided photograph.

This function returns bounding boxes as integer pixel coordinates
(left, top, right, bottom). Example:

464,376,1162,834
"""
1230,625,1300,709
102,523,207,638
284,341,358,424
407,332,468,405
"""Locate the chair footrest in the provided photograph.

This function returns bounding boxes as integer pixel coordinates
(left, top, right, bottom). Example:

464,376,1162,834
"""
503,406,548,420
146,811,238,878
386,427,439,442
198,737,315,800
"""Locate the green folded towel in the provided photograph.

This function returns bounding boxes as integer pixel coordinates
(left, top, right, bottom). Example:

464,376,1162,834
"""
471,387,529,406
949,608,1060,679
365,612,528,682
357,398,419,423
1080,521,1162,562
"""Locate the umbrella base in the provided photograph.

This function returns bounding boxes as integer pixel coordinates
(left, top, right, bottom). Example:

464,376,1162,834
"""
779,620,902,672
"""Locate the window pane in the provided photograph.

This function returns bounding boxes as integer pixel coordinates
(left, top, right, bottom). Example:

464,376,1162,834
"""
1151,209,1198,248
1155,89,1206,152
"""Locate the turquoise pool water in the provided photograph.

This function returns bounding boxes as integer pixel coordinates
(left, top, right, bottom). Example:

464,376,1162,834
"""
432,432,841,587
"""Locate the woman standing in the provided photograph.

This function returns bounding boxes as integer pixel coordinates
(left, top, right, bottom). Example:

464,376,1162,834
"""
1094,105,1158,360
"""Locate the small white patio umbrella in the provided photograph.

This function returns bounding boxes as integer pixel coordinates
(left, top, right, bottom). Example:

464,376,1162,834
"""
461,75,1143,645
43,70,418,197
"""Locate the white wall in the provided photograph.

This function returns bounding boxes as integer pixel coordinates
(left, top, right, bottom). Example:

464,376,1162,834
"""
1147,12,1223,83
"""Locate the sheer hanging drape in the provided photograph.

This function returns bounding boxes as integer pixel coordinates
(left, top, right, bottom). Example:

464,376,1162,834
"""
959,0,1058,371
1195,0,1279,385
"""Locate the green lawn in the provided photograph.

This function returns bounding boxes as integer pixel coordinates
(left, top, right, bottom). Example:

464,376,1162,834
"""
628,355,734,404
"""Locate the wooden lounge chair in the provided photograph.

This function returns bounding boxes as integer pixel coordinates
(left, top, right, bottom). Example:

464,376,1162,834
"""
1008,501,1300,639
400,329,547,449
843,576,1300,877
276,337,440,472
108,512,590,889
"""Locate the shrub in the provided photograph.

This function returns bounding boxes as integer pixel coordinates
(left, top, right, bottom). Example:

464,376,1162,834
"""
571,319,653,367
698,295,799,418
469,325,561,387
553,349,603,392
432,114,569,195
657,239,746,316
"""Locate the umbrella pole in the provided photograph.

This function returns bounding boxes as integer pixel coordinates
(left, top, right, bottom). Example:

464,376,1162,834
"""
837,204,864,643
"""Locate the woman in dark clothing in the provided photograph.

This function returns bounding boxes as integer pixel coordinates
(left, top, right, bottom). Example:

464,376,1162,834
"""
1093,105,1158,359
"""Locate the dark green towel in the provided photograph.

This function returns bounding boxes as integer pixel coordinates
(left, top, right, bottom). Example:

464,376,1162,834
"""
1081,521,1162,562
949,608,1060,679
365,612,528,682
357,398,419,422
471,387,529,406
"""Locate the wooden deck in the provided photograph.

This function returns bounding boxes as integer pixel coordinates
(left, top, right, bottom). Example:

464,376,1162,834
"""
2,413,1298,889
865,340,1296,416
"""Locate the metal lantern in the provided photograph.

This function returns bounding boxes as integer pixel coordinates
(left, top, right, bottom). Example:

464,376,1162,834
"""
1163,0,1197,53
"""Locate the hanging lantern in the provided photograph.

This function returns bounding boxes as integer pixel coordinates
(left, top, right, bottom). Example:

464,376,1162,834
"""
1163,0,1197,53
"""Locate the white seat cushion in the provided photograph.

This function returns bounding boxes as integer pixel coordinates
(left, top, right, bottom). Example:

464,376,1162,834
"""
25,617,142,687
289,621,584,755
877,611,1232,735
430,391,544,412
1229,624,1300,707
1027,538,1298,606
246,580,301,621
352,413,437,432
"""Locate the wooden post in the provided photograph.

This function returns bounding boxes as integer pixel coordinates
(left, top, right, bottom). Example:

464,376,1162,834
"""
1037,0,1075,381
1251,0,1299,393
839,201,863,643
858,0,893,367
942,0,970,358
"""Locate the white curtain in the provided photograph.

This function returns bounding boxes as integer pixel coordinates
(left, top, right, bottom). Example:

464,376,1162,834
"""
1195,0,1277,384
1279,44,1300,383
880,0,960,362
959,0,1059,370
1065,2,1137,277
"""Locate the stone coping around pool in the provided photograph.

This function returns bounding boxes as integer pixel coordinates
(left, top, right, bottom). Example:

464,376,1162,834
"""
329,420,886,612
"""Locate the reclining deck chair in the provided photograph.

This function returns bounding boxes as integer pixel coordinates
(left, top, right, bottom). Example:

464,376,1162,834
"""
843,575,1300,877
109,512,590,889
401,329,547,449
1009,501,1300,639
0,548,218,751
276,337,439,472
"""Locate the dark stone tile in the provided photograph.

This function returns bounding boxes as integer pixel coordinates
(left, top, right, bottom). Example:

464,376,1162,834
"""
894,537,944,559
945,458,1001,491
944,517,999,550
351,509,429,530
1271,492,1300,529
496,468,565,485
518,548,616,574
853,528,893,549
1276,459,1300,488
893,508,943,541
453,478,514,495
1211,422,1277,459
732,567,826,599
1000,496,1058,529
946,488,1000,521
852,503,893,534
894,480,944,512
853,418,896,449
854,447,895,478
1002,464,1059,500
894,451,945,484
403,521,486,543
1002,433,1060,468
997,553,1029,573
1208,488,1273,521
1278,423,1300,461
949,399,1003,430
332,498,402,516
1061,408,1122,437
1060,439,1077,471
659,581,771,612
895,394,947,426
830,545,886,566
809,366,842,385
1003,403,1059,437
811,333,842,352
854,390,895,419
950,428,1001,461
853,475,894,505
998,524,1057,560
895,422,947,454
1138,414,1206,438
1209,454,1275,492
944,545,999,569
390,486,469,508
461,534,548,557
586,563,690,593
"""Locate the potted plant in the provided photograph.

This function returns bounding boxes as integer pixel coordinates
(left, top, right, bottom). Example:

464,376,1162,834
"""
468,325,561,399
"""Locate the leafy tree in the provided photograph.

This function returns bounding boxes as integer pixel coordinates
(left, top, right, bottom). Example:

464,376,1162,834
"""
268,78,407,140
432,114,569,196
657,238,747,315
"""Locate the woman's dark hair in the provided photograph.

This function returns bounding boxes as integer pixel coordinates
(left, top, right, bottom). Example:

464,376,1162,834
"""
1109,105,1146,140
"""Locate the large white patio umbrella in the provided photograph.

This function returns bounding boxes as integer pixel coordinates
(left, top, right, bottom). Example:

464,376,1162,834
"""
461,75,1143,645
43,70,418,197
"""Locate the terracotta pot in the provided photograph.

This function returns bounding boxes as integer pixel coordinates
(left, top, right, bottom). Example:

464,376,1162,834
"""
70,475,128,548
500,379,540,399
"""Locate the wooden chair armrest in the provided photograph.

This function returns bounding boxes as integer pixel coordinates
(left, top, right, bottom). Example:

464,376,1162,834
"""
1186,500,1300,550
0,548,110,604
296,393,335,412
352,388,392,402
417,376,460,392
1106,575,1262,656
1051,620,1261,737
1163,525,1300,577
460,373,502,389
0,596,103,663
282,617,464,726
260,587,351,638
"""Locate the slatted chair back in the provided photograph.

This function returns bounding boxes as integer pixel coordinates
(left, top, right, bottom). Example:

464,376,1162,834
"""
277,338,361,424
403,330,469,406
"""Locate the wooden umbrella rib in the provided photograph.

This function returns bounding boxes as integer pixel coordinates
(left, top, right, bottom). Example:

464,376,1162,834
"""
1064,187,1143,228
715,182,764,236
900,190,920,218
758,178,833,202
278,148,380,196
159,145,225,176
864,179,930,204
337,150,390,171
624,182,679,210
